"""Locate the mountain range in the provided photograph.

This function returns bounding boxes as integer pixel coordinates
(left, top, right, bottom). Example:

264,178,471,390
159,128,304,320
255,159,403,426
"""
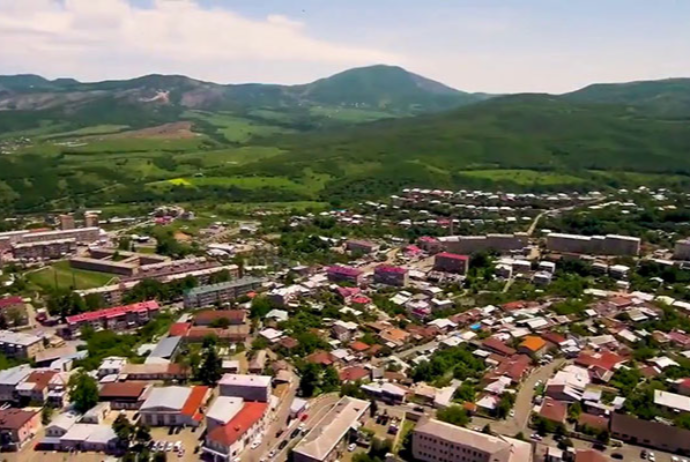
1,65,690,213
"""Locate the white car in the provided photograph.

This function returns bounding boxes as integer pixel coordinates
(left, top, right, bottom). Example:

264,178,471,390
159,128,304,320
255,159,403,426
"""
269,450,277,458
251,440,261,450
649,453,656,462
166,442,174,452
509,410,515,417
348,443,357,452
174,441,183,452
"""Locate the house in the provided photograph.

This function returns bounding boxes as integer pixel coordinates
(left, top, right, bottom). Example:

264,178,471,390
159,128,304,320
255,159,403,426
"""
306,351,335,367
120,363,190,381
277,336,299,352
332,320,358,343
98,356,128,378
203,398,269,462
326,266,363,285
0,408,41,450
349,341,370,355
379,328,410,348
81,402,110,424
345,240,379,255
219,374,272,402
65,300,160,337
538,397,567,424
373,266,409,287
99,381,151,410
339,366,370,383
193,310,247,326
519,336,548,358
248,350,268,374
15,370,63,405
44,411,80,440
361,382,407,405
433,252,469,274
611,412,690,453
482,338,517,357
654,389,690,414
0,329,44,359
0,365,32,402
139,386,210,426
58,423,117,452
258,328,284,344
292,397,370,462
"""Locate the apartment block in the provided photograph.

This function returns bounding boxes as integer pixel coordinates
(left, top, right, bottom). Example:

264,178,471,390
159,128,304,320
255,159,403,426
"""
12,238,77,260
183,277,265,309
345,240,379,254
437,233,528,255
65,300,160,337
373,265,409,287
546,233,640,256
326,266,363,285
674,238,690,260
412,418,532,462
433,252,470,274
0,330,44,359
70,247,170,276
218,374,272,402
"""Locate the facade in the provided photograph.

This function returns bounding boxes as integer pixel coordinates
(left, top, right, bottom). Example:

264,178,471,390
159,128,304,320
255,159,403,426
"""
611,412,690,453
4,227,101,245
139,386,210,426
546,233,640,256
433,252,470,274
65,300,160,336
202,398,269,462
373,266,409,287
184,277,264,309
412,418,533,462
193,310,247,326
219,374,272,402
0,408,41,450
99,381,151,410
674,239,690,260
292,397,370,462
326,266,363,285
84,212,100,228
12,238,77,260
58,214,75,230
345,240,379,254
120,363,190,381
70,248,169,276
0,330,44,359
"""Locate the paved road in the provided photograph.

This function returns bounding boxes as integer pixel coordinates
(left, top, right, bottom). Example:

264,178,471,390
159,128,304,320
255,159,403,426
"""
472,358,565,436
396,340,439,360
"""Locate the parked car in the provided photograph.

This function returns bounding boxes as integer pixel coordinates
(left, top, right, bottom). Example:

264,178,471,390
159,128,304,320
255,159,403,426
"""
279,440,288,450
291,429,301,439
300,413,309,421
611,453,623,460
348,443,357,452
165,441,174,452
251,440,261,449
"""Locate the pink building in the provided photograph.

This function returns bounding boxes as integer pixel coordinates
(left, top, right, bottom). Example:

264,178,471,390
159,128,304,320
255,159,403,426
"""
327,266,363,284
433,252,470,274
373,265,409,287
65,300,160,336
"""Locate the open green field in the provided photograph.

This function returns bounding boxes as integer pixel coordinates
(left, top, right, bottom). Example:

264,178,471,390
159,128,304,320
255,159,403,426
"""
309,106,396,123
183,110,294,143
458,169,588,185
27,260,115,291
39,124,129,139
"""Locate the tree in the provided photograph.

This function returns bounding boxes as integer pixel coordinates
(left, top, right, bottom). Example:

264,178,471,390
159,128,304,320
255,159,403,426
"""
370,399,379,417
153,451,167,462
322,366,340,392
68,371,99,413
41,405,54,425
299,363,321,397
454,382,476,403
369,438,393,459
568,401,582,423
496,392,515,419
250,296,272,319
482,424,492,434
135,424,152,445
437,405,470,427
84,293,106,311
113,414,135,448
210,317,231,329
197,344,222,386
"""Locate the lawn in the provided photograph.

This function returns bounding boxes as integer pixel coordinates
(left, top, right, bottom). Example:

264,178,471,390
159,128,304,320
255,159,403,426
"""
39,124,129,140
27,260,115,291
458,169,588,185
183,111,294,143
309,106,397,123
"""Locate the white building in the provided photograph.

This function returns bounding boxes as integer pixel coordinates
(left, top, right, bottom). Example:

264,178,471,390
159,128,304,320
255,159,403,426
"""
219,374,272,402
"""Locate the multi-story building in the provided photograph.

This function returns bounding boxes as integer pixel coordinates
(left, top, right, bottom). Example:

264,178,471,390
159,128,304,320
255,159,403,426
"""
292,397,370,462
203,397,269,462
183,277,265,309
218,374,272,402
14,227,101,245
12,238,77,260
332,320,358,343
433,252,470,274
345,240,379,255
0,408,41,450
412,418,533,462
675,238,690,260
437,233,528,255
326,266,363,285
546,233,640,256
0,330,44,359
0,365,32,402
58,214,75,231
373,266,409,287
70,247,170,276
84,211,100,228
64,300,160,337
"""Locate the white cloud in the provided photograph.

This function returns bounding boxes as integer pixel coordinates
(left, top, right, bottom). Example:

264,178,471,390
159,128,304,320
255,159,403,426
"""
0,0,402,83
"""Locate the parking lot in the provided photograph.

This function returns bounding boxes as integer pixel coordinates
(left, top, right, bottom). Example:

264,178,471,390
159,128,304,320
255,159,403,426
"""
149,424,204,462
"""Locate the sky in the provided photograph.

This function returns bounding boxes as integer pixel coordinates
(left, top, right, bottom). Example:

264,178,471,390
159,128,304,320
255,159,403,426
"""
0,0,689,94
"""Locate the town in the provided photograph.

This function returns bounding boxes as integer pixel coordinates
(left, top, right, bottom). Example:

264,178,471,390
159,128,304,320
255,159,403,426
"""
2,186,690,462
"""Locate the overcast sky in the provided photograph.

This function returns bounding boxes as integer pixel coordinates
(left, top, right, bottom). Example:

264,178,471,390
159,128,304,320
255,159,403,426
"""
1,0,689,93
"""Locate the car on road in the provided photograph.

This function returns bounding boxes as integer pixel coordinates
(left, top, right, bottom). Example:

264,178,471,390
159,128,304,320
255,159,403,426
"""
649,453,656,462
279,440,288,450
348,443,357,452
291,429,301,439
174,441,182,452
251,440,261,449
269,450,276,458
509,410,515,417
611,453,623,460
300,413,309,421
530,433,542,441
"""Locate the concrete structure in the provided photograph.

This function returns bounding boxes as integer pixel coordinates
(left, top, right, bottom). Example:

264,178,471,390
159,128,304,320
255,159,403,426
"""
611,412,690,453
139,386,210,426
0,227,101,246
437,233,528,255
0,408,41,450
345,240,379,254
58,214,75,231
0,330,44,359
373,266,409,287
218,374,272,402
70,247,169,277
203,398,269,462
65,300,160,337
433,252,470,274
84,212,100,228
12,238,77,260
413,418,532,462
546,233,640,256
674,238,690,260
183,277,264,309
292,397,370,462
326,266,363,284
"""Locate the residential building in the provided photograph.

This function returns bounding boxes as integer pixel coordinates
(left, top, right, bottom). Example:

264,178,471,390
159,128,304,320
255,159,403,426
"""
292,397,370,462
373,266,409,287
98,356,128,378
139,386,210,426
120,363,190,381
183,277,264,309
0,365,32,402
58,214,75,231
58,423,117,452
248,350,267,374
675,238,690,260
332,320,358,343
0,296,26,319
219,374,272,402
345,240,379,254
65,300,160,337
433,252,470,274
0,408,41,450
412,418,532,462
519,336,548,358
15,370,62,405
203,398,269,462
69,247,169,276
99,381,151,410
12,238,77,260
326,266,363,285
0,330,44,359
437,233,528,255
546,233,640,256
194,310,247,326
611,412,690,452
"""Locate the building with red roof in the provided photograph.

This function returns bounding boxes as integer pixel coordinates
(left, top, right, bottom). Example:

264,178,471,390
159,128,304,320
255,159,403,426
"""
65,300,160,336
374,265,409,287
327,266,363,284
482,338,517,357
203,401,269,460
306,351,335,366
418,236,441,253
169,322,192,337
433,252,470,274
575,350,626,372
538,397,567,424
0,296,24,311
339,366,370,383
194,310,246,326
349,341,370,353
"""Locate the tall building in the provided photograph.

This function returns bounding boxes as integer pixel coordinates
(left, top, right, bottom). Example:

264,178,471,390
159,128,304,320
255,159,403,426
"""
58,214,75,231
84,212,100,228
674,238,690,260
413,418,533,462
433,252,470,274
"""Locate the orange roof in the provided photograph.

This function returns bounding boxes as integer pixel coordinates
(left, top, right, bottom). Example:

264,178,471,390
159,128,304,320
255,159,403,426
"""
25,370,58,391
181,386,209,417
520,336,547,352
380,328,409,343
350,341,370,352
207,402,268,446
169,322,191,337
339,366,370,382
